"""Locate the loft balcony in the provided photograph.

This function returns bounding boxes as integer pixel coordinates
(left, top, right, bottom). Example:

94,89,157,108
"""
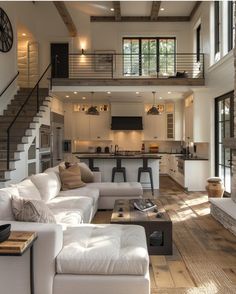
52,53,205,87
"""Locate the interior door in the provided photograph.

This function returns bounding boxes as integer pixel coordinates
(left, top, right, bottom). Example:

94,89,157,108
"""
215,91,234,195
51,43,69,78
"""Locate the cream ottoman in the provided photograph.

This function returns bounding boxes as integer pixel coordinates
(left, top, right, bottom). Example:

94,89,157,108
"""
55,224,150,294
86,182,143,209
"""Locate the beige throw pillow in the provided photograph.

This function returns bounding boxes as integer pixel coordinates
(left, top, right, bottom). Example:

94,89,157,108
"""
12,196,56,223
59,165,86,190
64,162,94,183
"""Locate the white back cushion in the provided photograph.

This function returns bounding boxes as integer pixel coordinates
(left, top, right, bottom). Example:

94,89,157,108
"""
30,172,61,202
12,179,41,200
0,187,19,220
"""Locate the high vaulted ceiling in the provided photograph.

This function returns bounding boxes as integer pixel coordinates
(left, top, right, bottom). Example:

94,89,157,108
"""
67,1,198,18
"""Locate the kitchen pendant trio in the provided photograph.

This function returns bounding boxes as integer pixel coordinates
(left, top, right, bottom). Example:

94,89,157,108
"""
147,92,161,115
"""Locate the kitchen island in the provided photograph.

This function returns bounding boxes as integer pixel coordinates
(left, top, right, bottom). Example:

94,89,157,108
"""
74,153,161,190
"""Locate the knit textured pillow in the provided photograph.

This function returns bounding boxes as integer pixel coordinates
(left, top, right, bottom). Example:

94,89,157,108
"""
12,196,56,223
59,165,86,190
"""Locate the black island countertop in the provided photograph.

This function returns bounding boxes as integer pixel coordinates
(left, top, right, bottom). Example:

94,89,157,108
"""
73,153,162,160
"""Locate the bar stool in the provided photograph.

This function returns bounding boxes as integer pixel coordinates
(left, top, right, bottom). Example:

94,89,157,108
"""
88,158,100,172
138,158,154,195
112,158,127,182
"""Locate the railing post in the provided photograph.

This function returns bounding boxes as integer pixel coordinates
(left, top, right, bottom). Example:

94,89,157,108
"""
202,53,205,79
111,54,114,79
36,84,39,113
7,129,10,170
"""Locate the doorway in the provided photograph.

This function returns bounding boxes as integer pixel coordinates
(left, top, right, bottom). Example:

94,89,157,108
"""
215,91,234,195
51,43,69,78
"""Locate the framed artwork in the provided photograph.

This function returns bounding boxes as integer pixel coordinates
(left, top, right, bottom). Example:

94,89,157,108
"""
94,50,116,72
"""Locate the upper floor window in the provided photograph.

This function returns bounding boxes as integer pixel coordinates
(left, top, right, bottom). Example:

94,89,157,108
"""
123,37,176,77
214,1,220,59
228,1,235,51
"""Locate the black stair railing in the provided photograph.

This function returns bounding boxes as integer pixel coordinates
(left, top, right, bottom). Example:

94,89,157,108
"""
6,64,52,169
0,71,19,97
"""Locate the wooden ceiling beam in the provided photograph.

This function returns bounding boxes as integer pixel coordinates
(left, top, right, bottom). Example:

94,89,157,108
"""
189,1,202,21
53,1,77,37
150,1,161,21
90,16,190,22
113,1,121,21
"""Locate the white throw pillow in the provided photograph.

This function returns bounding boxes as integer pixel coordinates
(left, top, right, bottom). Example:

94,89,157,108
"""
12,179,41,200
77,162,94,183
30,172,61,202
0,187,19,220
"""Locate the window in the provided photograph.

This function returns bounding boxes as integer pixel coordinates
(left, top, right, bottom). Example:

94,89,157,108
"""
123,37,176,77
215,92,234,195
228,1,235,51
196,24,201,62
214,1,220,57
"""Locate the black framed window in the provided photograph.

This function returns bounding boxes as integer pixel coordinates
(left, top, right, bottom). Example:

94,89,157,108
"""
215,91,234,195
196,24,201,62
214,1,220,56
123,37,176,77
228,1,235,51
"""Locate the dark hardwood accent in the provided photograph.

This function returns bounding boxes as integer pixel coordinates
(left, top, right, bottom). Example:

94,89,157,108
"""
53,1,77,37
113,1,121,21
90,16,190,22
189,1,202,20
51,43,69,79
150,1,161,21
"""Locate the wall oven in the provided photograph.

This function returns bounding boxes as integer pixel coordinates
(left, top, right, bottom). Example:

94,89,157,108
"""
40,124,51,150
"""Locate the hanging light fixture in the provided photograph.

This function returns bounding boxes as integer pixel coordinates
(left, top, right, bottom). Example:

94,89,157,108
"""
147,91,160,115
86,92,99,115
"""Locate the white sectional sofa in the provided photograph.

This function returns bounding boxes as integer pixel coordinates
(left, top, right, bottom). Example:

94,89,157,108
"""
0,165,150,294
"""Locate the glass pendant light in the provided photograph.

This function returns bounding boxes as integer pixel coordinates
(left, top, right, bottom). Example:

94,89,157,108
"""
147,91,160,115
86,92,99,115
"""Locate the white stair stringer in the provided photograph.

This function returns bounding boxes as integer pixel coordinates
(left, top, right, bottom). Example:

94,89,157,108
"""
0,97,52,187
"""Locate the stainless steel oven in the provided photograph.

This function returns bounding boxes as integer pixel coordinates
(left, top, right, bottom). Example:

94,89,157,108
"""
40,125,51,150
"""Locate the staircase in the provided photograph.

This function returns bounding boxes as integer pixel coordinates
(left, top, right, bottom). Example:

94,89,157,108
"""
0,87,51,185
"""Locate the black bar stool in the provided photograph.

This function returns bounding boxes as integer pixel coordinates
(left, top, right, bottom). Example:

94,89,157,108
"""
112,158,126,182
138,158,154,195
88,158,100,172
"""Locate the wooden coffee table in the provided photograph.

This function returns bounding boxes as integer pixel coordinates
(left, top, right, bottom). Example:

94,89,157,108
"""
111,199,172,255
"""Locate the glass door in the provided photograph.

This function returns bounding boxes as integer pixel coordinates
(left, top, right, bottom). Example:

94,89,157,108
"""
215,91,234,195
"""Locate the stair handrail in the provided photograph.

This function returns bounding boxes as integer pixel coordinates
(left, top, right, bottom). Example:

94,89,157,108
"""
6,64,52,169
0,71,19,97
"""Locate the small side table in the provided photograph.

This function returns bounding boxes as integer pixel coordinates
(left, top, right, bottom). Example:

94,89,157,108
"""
0,231,38,294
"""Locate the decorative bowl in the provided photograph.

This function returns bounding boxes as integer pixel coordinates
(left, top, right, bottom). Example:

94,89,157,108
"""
0,224,11,243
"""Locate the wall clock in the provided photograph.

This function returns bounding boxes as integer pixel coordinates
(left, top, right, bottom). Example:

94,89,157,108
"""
0,7,13,53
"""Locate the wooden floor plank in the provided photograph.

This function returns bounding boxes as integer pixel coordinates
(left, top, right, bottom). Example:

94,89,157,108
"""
168,260,196,288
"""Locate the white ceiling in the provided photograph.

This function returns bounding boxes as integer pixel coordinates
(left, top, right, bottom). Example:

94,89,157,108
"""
67,1,197,17
52,90,185,103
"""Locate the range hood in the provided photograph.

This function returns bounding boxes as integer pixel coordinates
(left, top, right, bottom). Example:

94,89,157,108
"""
111,116,143,130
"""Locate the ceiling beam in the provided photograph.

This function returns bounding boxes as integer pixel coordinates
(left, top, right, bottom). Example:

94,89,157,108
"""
53,1,77,37
189,1,202,21
90,16,190,22
150,1,161,21
113,1,121,21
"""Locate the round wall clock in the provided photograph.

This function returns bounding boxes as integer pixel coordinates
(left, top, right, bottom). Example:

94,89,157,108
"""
0,7,13,53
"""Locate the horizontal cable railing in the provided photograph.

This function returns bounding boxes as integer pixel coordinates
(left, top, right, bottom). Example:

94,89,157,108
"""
0,71,19,97
67,53,204,80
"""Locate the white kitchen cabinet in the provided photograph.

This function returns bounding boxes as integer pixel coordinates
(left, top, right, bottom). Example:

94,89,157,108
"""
184,160,209,191
90,112,111,140
143,114,166,140
184,96,194,141
166,101,183,141
159,154,168,174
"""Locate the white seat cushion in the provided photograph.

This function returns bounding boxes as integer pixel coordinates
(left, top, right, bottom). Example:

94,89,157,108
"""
11,179,41,200
48,197,93,224
0,187,19,220
30,172,61,202
51,209,83,225
58,187,99,206
56,224,149,275
86,182,143,197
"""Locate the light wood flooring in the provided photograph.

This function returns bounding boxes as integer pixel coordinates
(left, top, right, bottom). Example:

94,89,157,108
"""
93,176,236,294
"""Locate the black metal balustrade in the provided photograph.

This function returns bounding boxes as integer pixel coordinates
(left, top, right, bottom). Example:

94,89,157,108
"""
66,53,204,80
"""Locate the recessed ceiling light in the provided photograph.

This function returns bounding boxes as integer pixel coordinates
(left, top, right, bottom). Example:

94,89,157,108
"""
160,8,165,11
136,92,140,94
22,33,26,36
66,95,70,98
159,97,163,99
82,96,86,100
107,91,111,94
168,91,171,94
73,91,77,94
110,8,114,11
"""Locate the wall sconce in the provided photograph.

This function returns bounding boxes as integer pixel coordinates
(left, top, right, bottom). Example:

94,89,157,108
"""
81,48,85,55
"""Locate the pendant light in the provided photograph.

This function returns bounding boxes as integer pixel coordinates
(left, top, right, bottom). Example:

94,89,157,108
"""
147,91,160,115
86,92,99,115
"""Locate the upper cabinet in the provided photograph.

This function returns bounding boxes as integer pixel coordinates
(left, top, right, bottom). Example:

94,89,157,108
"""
184,93,210,143
143,114,166,141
